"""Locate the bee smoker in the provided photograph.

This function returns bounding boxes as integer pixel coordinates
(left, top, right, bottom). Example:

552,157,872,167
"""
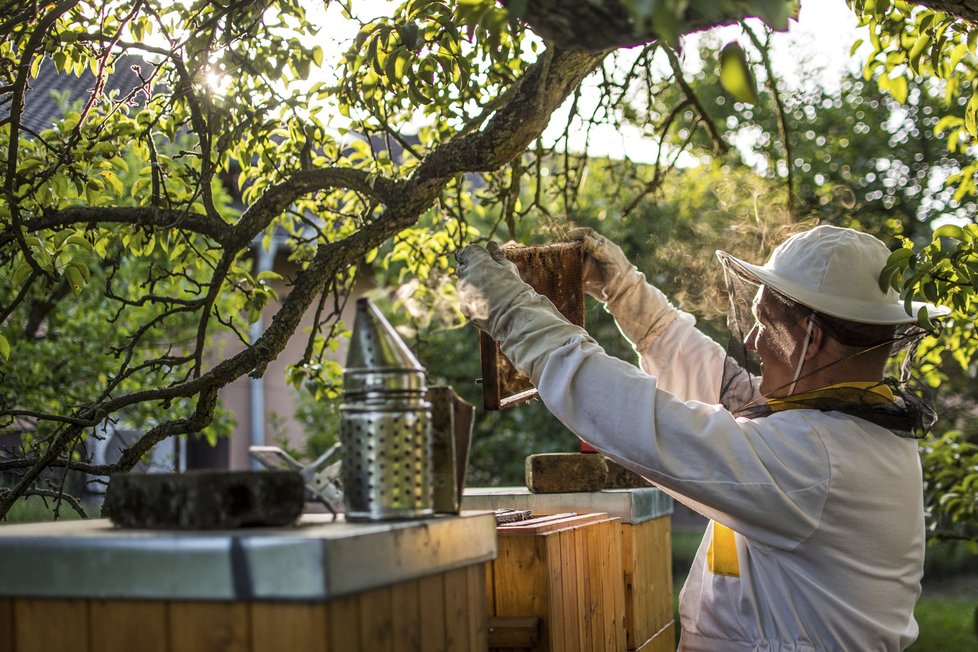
339,298,433,521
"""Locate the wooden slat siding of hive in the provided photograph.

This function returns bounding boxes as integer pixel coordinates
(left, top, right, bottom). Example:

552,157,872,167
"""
90,600,167,652
648,517,674,638
558,525,585,650
621,520,641,648
622,516,674,650
13,598,90,652
326,594,360,651
418,573,448,651
465,564,488,651
443,566,474,651
390,577,422,651
168,601,249,652
0,599,13,652
610,520,629,650
581,521,618,651
251,602,328,652
635,621,676,652
484,556,497,617
492,529,551,649
533,527,571,652
357,586,394,652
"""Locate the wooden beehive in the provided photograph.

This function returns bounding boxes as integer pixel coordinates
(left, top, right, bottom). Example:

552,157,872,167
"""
480,242,585,410
1,565,487,652
485,512,626,652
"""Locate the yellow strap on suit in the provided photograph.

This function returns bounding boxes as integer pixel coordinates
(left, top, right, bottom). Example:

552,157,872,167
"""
707,521,741,577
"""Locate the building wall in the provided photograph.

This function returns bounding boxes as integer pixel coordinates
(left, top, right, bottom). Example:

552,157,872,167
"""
212,253,362,470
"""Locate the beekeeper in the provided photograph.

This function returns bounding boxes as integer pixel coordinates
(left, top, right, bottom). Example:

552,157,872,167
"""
454,224,949,651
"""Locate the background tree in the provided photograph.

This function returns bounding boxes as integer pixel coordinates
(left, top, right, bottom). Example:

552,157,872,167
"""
0,0,805,518
1,0,977,541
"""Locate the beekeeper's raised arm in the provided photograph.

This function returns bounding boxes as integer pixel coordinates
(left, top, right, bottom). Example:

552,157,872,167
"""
569,227,734,404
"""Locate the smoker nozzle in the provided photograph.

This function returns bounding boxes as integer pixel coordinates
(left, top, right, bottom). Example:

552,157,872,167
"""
343,298,427,398
345,298,424,373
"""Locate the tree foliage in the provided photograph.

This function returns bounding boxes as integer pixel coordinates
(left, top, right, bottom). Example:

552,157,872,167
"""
1,0,977,542
0,0,797,518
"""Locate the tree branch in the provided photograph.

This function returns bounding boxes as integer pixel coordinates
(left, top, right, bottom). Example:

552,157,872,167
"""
1,206,234,247
3,0,79,281
664,46,729,155
417,48,607,177
744,22,793,218
0,487,89,520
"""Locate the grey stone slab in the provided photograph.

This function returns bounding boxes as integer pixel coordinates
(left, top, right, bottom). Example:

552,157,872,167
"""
103,470,304,529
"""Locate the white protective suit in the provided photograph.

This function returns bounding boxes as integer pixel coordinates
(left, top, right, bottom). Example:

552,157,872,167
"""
455,242,925,652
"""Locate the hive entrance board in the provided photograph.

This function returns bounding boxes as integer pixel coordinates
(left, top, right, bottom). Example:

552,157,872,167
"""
479,242,585,410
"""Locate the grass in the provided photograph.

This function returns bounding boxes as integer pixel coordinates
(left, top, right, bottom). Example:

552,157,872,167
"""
0,494,86,524
670,529,978,651
909,596,976,651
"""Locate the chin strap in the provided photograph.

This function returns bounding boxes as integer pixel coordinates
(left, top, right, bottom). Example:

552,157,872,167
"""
787,318,814,396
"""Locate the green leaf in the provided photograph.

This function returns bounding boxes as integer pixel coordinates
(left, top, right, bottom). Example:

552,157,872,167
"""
11,262,32,287
934,114,963,135
385,47,409,82
0,334,9,361
888,74,908,104
916,305,934,330
63,111,81,132
966,90,978,138
751,0,800,31
934,224,965,241
909,34,931,74
719,42,757,105
101,171,125,196
917,12,935,34
651,3,681,47
947,42,968,75
397,22,422,50
65,234,95,252
65,264,85,295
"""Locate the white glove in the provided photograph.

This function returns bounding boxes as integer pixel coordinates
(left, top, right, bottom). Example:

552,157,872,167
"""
569,227,634,302
455,242,588,381
569,227,679,351
454,241,527,333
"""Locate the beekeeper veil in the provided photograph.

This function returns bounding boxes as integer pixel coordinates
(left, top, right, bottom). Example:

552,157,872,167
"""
714,225,950,438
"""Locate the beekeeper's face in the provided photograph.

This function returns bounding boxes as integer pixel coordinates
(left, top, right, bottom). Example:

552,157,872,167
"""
746,287,810,397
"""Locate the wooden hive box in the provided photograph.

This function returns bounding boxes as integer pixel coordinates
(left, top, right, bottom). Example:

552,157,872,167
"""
465,487,676,651
485,512,626,652
479,242,585,410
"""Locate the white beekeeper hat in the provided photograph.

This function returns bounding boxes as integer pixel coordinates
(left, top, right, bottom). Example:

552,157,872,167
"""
716,225,950,325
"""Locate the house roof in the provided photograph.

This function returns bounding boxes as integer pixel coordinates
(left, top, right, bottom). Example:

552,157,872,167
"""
1,54,151,134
